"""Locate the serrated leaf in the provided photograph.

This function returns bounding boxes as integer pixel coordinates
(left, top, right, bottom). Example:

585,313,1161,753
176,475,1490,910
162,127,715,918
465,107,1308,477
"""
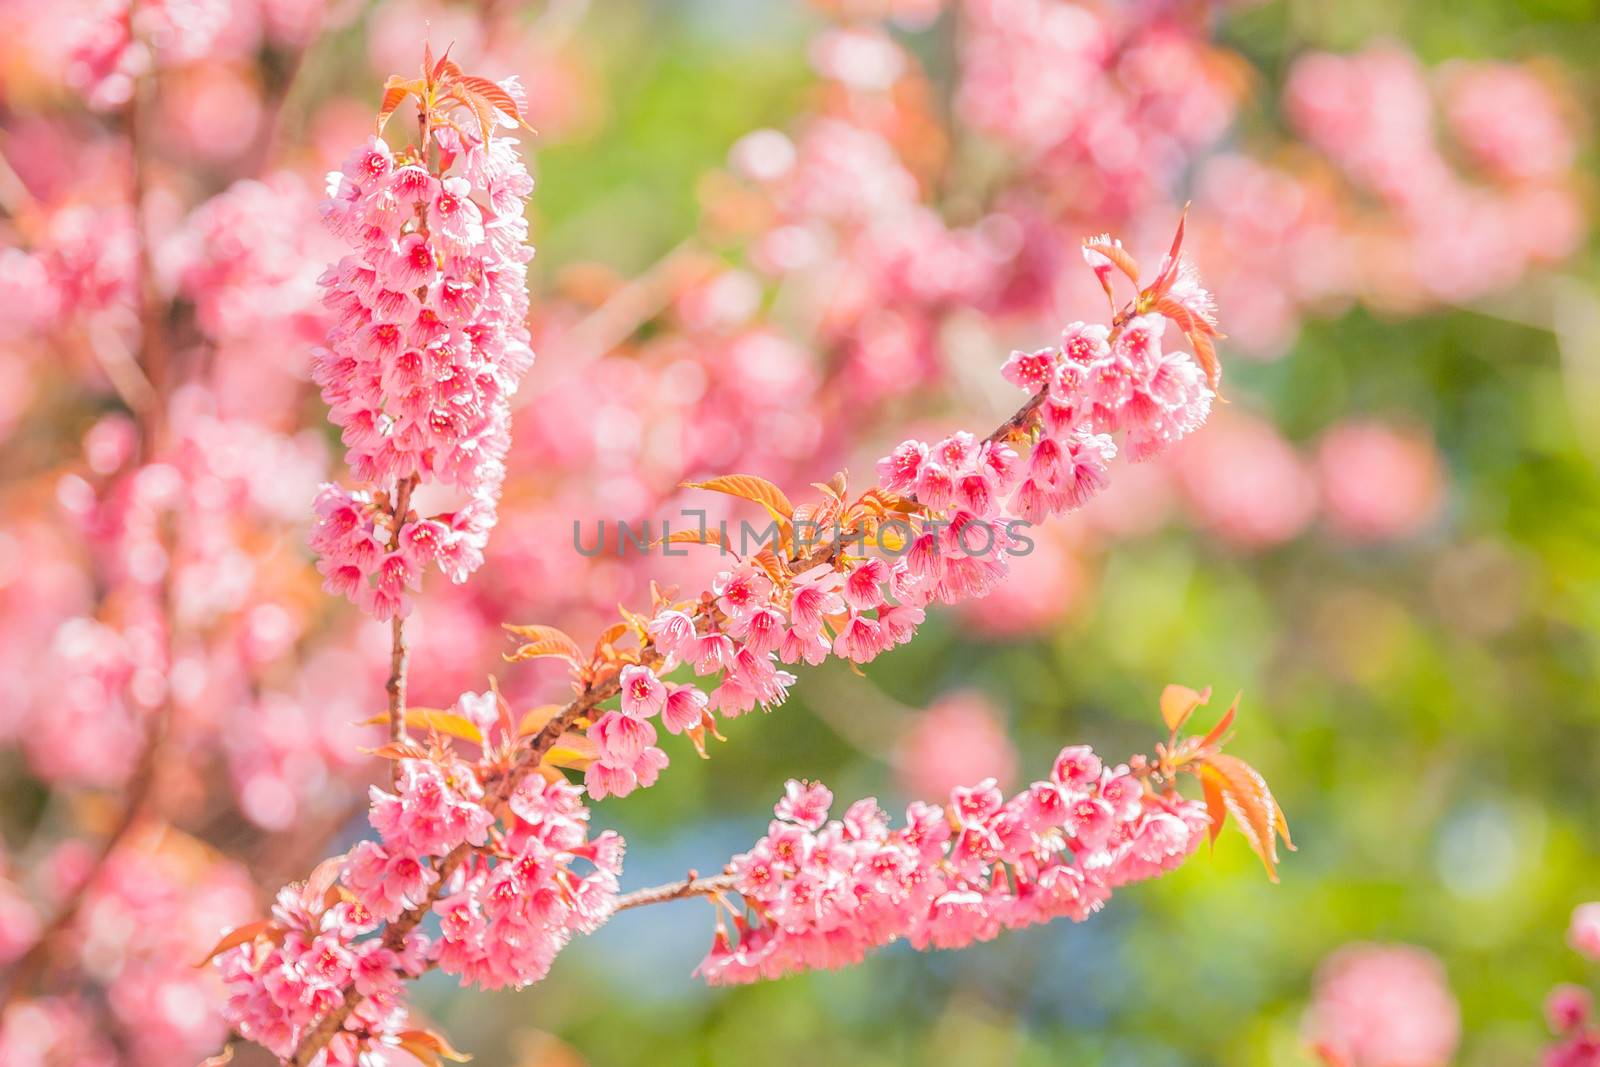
1204,752,1291,882
365,741,430,761
1160,684,1210,733
363,707,484,745
456,76,524,124
398,1028,472,1064
542,732,599,770
503,624,583,664
1190,328,1221,392
1083,240,1140,283
1200,692,1240,750
682,474,795,523
653,527,732,553
517,704,566,738
1198,764,1229,846
195,919,278,967
376,76,424,136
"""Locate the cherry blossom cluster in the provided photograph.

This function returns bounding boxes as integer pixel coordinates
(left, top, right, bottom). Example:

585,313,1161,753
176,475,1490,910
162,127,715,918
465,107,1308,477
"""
1544,905,1600,1066
582,235,1216,802
218,702,622,1059
695,751,1207,984
309,99,536,620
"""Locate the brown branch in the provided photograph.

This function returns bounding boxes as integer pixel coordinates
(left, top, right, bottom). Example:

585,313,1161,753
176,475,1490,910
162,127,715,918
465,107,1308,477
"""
288,381,1055,1064
385,475,419,762
615,872,737,912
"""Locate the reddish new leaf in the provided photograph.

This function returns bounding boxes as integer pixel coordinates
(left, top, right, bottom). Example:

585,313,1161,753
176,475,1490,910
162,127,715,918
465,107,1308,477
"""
503,623,583,664
1160,684,1210,733
376,76,424,136
398,1028,472,1064
1198,763,1229,846
456,75,527,127
1082,239,1140,284
681,474,795,523
1200,692,1240,750
1204,752,1293,881
362,707,484,745
195,919,278,967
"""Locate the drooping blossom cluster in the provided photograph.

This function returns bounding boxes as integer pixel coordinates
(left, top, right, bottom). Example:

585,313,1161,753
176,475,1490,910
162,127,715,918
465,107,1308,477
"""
694,753,1207,984
218,696,622,1058
309,85,536,619
1303,943,1461,1067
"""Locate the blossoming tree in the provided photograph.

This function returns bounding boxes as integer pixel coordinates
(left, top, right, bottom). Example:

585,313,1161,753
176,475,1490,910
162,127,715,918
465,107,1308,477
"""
0,1,1589,1065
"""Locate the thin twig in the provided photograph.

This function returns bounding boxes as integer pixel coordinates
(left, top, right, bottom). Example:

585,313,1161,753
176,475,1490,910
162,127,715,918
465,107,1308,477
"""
614,872,737,912
385,476,419,762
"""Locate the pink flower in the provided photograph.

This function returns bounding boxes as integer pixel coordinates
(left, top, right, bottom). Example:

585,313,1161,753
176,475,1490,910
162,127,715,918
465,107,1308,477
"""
1549,985,1593,1034
1571,904,1600,960
589,711,656,764
1318,420,1445,542
774,780,833,830
661,683,709,734
1303,943,1461,1067
619,664,667,719
832,614,885,664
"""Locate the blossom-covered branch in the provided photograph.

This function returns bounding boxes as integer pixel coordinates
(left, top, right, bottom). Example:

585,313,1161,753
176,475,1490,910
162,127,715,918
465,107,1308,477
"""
205,56,1289,1067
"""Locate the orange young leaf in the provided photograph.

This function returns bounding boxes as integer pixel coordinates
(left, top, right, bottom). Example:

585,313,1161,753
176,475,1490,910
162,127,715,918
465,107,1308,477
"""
1160,684,1211,733
398,1028,472,1065
542,731,599,771
652,526,733,553
517,704,567,738
1082,239,1141,284
429,43,458,83
681,474,795,524
376,76,425,136
365,741,431,761
503,623,583,664
1198,763,1229,846
456,75,528,127
1200,692,1240,750
195,919,278,967
303,854,345,909
199,1046,235,1067
362,707,483,745
1204,752,1292,881
1190,328,1222,392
